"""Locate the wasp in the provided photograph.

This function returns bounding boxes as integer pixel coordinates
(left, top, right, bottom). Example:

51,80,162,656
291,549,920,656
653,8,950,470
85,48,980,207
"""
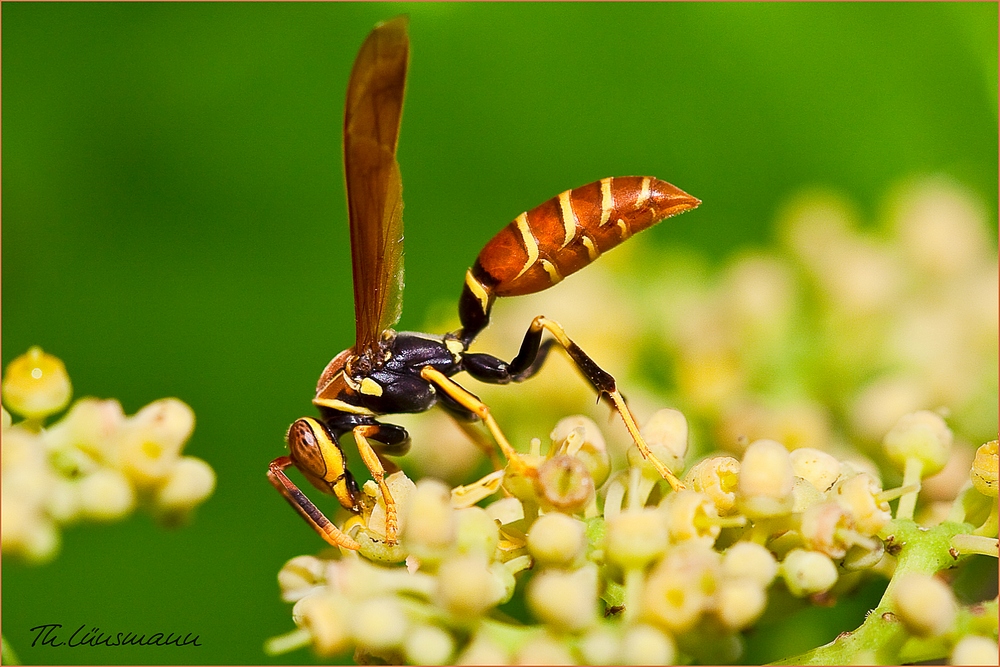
268,16,701,550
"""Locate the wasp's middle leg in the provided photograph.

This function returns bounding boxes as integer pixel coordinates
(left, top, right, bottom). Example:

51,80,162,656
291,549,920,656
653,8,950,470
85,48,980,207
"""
419,366,530,477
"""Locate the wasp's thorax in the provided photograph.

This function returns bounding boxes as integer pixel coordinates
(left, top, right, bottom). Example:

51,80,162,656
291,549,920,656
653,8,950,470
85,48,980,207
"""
312,331,465,419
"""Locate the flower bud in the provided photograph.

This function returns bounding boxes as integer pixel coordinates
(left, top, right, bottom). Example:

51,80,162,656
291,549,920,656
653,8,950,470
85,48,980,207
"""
153,456,216,521
621,624,676,665
131,398,196,449
790,476,825,513
578,626,620,665
789,448,841,493
883,410,952,477
118,399,195,487
501,451,547,504
661,490,721,545
832,473,891,536
800,501,851,559
526,564,598,632
293,591,351,656
490,561,518,604
716,579,767,630
891,572,956,637
629,408,688,473
78,469,135,520
404,624,455,666
403,479,456,564
1,502,60,564
527,511,586,567
436,553,502,617
455,506,500,557
951,635,999,666
47,478,81,523
351,596,408,651
892,177,989,278
278,555,327,602
971,440,998,498
720,541,778,588
43,398,126,464
485,496,524,525
366,471,415,541
781,549,837,597
605,508,668,570
850,376,926,442
2,347,72,420
641,542,720,633
3,426,51,505
737,439,794,518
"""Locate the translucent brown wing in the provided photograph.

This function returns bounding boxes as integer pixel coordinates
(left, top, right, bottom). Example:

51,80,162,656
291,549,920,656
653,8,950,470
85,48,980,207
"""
343,16,409,356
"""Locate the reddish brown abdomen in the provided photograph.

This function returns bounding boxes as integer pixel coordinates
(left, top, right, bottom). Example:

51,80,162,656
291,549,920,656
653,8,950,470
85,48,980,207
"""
475,176,700,297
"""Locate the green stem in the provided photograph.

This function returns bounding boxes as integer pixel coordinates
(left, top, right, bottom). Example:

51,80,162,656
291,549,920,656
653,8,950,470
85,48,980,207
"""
478,617,540,652
952,533,999,557
895,458,923,521
623,567,644,625
771,519,972,666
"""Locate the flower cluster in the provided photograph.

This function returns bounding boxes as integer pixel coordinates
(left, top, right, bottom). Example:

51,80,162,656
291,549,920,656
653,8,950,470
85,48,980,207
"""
2,347,216,563
269,176,997,665
270,409,996,665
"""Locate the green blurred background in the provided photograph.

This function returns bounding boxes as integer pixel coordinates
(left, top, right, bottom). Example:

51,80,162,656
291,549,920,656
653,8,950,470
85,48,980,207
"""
2,2,996,664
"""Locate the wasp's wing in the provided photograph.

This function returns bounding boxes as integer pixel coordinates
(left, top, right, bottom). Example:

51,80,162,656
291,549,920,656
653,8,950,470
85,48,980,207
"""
343,16,409,355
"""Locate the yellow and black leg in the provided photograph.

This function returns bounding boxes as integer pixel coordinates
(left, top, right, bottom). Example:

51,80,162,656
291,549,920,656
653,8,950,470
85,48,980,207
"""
420,366,530,476
509,316,684,491
350,424,401,545
434,385,505,471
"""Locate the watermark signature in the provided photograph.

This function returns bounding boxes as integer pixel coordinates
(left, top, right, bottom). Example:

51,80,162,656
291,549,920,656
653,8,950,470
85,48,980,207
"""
29,624,202,648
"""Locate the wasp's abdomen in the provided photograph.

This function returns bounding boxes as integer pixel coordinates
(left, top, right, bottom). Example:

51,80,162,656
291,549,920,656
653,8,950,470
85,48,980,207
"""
474,176,700,298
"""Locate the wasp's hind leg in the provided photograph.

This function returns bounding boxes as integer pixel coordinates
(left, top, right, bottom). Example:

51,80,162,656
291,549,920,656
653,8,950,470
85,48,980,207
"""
506,316,685,491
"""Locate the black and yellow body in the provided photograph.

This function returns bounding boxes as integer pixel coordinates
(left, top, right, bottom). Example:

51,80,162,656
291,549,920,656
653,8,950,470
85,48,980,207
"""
268,17,700,551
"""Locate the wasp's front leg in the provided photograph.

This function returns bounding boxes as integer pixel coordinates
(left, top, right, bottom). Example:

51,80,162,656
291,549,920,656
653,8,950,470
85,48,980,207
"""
269,417,363,550
350,422,410,545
